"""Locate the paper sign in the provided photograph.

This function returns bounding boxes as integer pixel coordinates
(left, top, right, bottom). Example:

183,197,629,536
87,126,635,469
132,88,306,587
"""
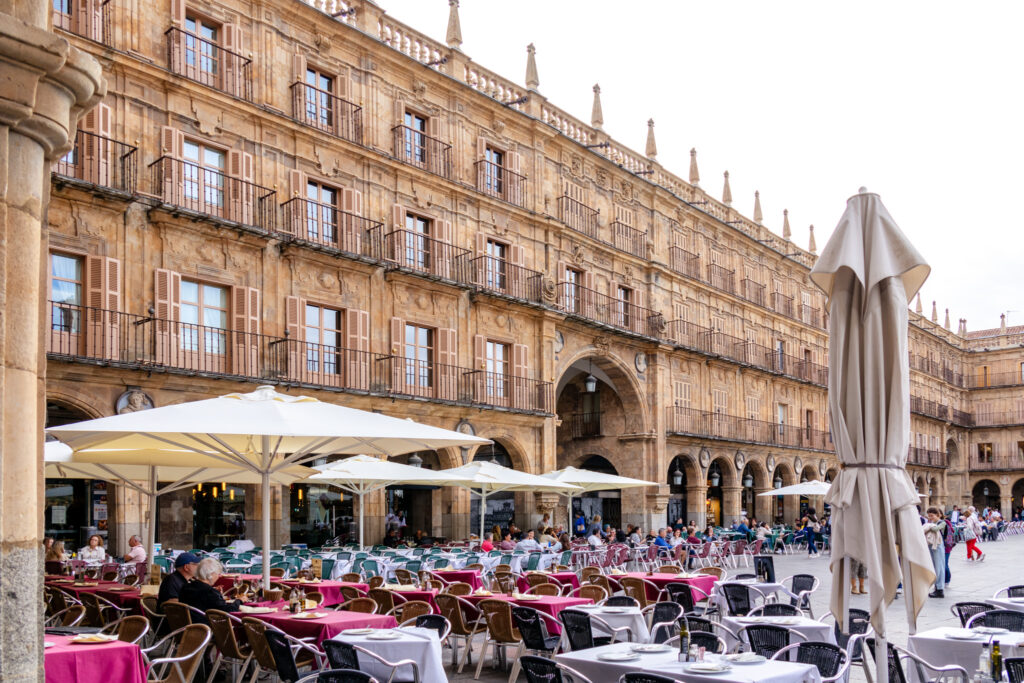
51,506,67,524
311,558,323,579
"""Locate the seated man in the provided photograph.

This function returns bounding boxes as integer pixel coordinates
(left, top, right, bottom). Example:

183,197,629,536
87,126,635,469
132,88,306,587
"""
515,529,542,552
123,535,147,564
586,529,604,548
178,558,242,625
157,552,200,609
653,528,672,550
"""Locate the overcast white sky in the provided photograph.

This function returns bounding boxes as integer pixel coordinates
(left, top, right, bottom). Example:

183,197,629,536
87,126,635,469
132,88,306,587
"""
382,1,1022,332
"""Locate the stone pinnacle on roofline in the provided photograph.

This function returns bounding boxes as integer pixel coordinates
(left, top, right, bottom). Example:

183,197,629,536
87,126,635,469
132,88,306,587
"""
808,224,816,254
932,301,938,322
722,171,732,206
646,119,657,161
1001,313,1007,334
689,148,700,186
591,84,603,130
916,293,923,314
753,190,763,224
525,43,539,91
782,209,791,241
945,309,951,330
446,0,462,50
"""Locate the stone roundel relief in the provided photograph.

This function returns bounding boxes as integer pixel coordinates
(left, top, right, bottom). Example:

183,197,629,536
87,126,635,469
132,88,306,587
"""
793,457,803,474
734,450,745,471
635,352,648,373
766,455,775,471
698,448,711,468
818,459,827,476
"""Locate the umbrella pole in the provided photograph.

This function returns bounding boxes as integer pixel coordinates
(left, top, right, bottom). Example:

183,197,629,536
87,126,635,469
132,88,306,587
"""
567,493,573,535
875,595,888,683
146,467,157,577
261,470,270,591
479,490,487,541
359,492,364,550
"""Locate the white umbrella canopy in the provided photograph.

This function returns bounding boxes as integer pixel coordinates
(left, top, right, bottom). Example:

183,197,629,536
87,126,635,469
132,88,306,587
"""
46,385,490,587
306,455,473,546
810,189,935,683
541,466,657,529
757,480,831,497
439,460,582,540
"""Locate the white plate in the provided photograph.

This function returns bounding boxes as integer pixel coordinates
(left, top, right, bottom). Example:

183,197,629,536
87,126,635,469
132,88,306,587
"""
341,628,374,635
684,663,733,674
947,630,985,640
601,607,628,614
631,644,672,653
726,653,767,665
366,631,403,640
70,635,118,645
576,604,601,610
597,651,640,662
292,612,328,620
43,642,56,649
973,627,1009,635
239,606,275,614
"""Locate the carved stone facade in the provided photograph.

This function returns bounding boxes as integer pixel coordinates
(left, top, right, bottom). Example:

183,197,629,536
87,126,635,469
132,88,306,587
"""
40,0,1024,560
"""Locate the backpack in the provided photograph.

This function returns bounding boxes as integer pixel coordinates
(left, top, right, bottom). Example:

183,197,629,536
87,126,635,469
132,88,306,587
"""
943,519,957,547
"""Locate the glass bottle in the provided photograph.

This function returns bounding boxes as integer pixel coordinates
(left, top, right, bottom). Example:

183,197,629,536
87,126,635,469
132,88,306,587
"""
678,618,690,663
991,641,1002,682
979,643,991,679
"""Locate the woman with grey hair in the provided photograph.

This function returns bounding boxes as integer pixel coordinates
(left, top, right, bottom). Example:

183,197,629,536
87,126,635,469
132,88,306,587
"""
178,557,241,623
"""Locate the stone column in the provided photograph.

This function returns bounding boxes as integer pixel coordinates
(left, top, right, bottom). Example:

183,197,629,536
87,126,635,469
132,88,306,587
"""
754,487,773,523
721,485,743,526
0,4,104,678
534,492,560,532
1000,496,1012,522
686,484,707,529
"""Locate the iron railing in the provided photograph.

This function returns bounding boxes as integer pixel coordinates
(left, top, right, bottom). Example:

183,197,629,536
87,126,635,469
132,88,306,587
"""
463,255,543,302
801,304,822,328
908,447,948,468
567,412,602,439
966,369,1024,390
740,279,766,307
279,197,381,255
53,129,137,194
707,264,736,295
150,156,277,231
666,407,834,452
474,160,527,208
391,125,452,178
772,292,794,318
166,27,252,102
557,282,665,337
972,411,1024,427
951,409,974,427
557,195,600,241
669,247,701,281
373,228,471,282
290,82,363,145
910,353,966,387
971,456,1024,471
53,0,111,45
910,396,949,422
611,222,647,258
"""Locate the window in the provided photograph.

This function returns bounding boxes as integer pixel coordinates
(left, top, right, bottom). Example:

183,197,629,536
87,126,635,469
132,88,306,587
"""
776,340,786,371
182,139,225,211
1020,363,1024,384
777,403,788,435
403,111,427,165
673,381,691,408
53,0,72,30
304,68,334,130
616,286,632,328
805,409,814,437
484,340,509,398
977,443,993,463
403,323,433,389
1018,441,1024,459
185,15,219,79
403,213,431,271
50,254,83,333
304,304,343,376
746,396,760,421
564,266,582,313
484,239,508,290
483,146,504,195
978,365,990,387
712,389,728,414
305,181,338,243
179,280,228,355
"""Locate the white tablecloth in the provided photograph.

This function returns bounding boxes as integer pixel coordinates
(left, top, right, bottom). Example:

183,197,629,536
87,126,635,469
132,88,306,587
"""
987,597,1024,613
712,580,795,613
332,626,446,683
557,644,822,683
907,626,1024,683
722,616,835,651
583,606,651,642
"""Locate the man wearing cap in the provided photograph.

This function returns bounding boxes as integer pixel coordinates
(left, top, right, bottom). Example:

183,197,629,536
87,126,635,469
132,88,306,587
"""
158,552,200,609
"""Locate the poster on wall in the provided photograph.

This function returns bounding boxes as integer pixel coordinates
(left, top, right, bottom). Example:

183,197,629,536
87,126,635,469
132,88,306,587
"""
51,506,67,525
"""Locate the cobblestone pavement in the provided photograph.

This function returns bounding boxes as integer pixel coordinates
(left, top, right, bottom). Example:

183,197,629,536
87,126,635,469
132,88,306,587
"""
447,533,1022,682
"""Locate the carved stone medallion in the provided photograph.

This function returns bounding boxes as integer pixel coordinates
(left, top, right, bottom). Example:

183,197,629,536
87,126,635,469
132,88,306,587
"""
793,456,804,474
699,448,711,468
634,352,647,374
734,450,746,471
554,331,564,353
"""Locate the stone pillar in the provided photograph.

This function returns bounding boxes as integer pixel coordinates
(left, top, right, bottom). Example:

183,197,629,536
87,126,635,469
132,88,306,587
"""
534,492,560,533
645,491,670,534
721,485,743,526
784,495,800,524
1001,496,1012,521
0,5,104,678
686,484,707,529
754,487,773,523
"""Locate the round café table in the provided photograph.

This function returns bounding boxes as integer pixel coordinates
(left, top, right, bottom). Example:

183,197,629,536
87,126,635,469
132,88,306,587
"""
44,635,147,683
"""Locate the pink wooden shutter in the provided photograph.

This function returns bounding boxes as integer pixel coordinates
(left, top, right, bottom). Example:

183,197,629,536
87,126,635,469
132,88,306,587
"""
154,269,180,364
582,270,595,318
476,137,487,191
389,204,406,264
104,257,121,359
508,243,525,297
159,127,184,205
292,53,307,85
232,286,251,375
434,219,452,279
473,334,486,402
346,308,370,390
512,343,529,409
390,317,406,393
556,260,567,309
85,255,104,357
169,0,187,74
285,295,304,380
507,151,522,205
228,150,255,226
436,327,457,400
95,102,111,187
473,233,488,286
221,24,242,97
341,188,363,254
286,169,307,236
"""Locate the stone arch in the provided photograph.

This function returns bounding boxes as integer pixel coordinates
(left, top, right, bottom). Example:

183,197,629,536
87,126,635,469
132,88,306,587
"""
825,467,840,483
46,392,104,423
971,479,1001,510
800,464,818,483
946,438,960,469
1012,478,1024,514
468,434,532,473
563,444,632,478
741,456,769,490
554,347,651,434
771,459,797,487
668,451,701,483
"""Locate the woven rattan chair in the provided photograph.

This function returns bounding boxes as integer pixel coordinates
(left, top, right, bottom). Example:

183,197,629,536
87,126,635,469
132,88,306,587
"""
340,573,362,583
619,577,657,608
444,581,472,596
783,574,820,616
665,631,728,654
387,599,431,624
740,624,806,658
659,564,682,573
951,602,996,627
269,568,286,578
323,639,421,682
339,586,367,603
367,588,397,615
519,654,594,683
81,592,126,627
492,572,517,594
1004,657,1024,683
262,588,284,603
699,566,726,581
393,568,416,585
264,628,322,682
605,595,640,607
580,566,601,582
720,583,767,616
46,604,87,628
206,609,253,682
819,609,871,662
859,637,970,683
339,597,377,614
772,642,850,683
664,582,709,617
525,583,560,597
572,584,608,603
525,573,550,588
304,591,324,607
114,615,150,645
367,576,385,590
435,593,483,672
141,624,212,683
646,601,682,643
241,617,279,680
587,574,612,596
475,599,521,680
995,586,1024,599
749,603,803,617
967,609,1024,632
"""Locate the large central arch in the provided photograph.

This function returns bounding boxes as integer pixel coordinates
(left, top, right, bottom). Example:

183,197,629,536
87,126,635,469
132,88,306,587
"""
554,348,651,435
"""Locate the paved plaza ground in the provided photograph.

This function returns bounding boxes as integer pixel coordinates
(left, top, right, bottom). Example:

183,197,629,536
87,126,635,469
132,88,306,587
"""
453,533,1023,682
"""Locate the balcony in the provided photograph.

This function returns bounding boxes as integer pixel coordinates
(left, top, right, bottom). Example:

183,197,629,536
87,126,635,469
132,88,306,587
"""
464,255,543,303
557,282,665,338
372,228,470,283
707,264,736,295
971,456,1024,471
567,412,602,439
801,304,822,328
951,409,974,427
740,279,766,307
768,351,829,386
966,370,1024,390
666,407,834,452
279,197,382,257
53,130,137,195
166,27,252,102
909,354,965,387
772,292,794,318
664,319,713,351
557,195,600,241
475,160,527,208
611,222,647,258
53,0,110,44
392,125,452,179
669,247,701,281
910,396,950,422
972,411,1024,427
907,447,948,468
290,82,363,145
46,302,554,414
150,157,277,231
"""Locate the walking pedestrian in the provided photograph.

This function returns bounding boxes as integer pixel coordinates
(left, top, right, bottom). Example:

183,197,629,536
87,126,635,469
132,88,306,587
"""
850,558,867,594
923,506,947,598
803,508,821,557
963,506,984,562
942,512,956,584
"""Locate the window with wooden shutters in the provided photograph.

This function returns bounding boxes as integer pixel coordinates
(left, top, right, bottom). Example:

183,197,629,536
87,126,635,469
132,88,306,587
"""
563,266,582,313
484,340,509,405
48,253,121,360
345,307,370,390
182,138,225,215
53,0,73,31
712,389,728,415
482,145,504,197
183,15,220,86
179,279,229,372
482,238,508,291
615,285,633,330
154,269,181,365
402,111,428,166
231,285,260,375
776,403,789,438
303,304,343,381
73,102,111,187
48,253,84,354
302,67,336,131
402,213,431,272
227,148,255,226
305,179,339,244
340,188,364,254
673,381,691,408
746,396,760,421
400,323,433,397
801,291,814,325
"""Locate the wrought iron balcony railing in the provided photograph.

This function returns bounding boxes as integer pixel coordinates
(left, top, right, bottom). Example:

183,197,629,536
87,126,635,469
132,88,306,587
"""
279,197,382,256
290,82,363,145
557,282,665,337
567,412,602,439
971,411,1024,427
53,129,137,195
474,160,527,208
966,370,1024,390
611,222,647,258
557,195,600,241
666,406,834,452
910,396,949,422
971,456,1024,471
801,304,822,329
771,292,794,318
907,447,949,468
707,264,736,295
669,247,702,281
463,255,543,303
740,278,766,307
150,157,277,231
372,228,471,283
166,27,252,102
392,125,452,179
53,0,111,45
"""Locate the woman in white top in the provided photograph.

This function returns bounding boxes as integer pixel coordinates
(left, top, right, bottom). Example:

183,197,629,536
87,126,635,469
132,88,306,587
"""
669,529,684,547
79,534,106,563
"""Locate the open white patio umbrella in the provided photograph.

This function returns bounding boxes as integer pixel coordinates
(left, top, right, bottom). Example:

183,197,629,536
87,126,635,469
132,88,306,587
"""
541,466,657,530
756,479,831,497
46,385,489,587
45,440,313,565
306,454,472,546
439,460,582,540
810,189,935,683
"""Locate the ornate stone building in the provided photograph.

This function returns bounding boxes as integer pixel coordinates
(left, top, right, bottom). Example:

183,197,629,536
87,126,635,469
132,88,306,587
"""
43,0,1024,554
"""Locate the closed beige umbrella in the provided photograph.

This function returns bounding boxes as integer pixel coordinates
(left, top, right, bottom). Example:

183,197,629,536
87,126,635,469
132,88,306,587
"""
810,189,935,683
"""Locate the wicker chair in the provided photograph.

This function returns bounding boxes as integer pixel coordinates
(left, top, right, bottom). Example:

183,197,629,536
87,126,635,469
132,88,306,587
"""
995,586,1024,599
619,577,659,608
269,567,286,578
339,586,367,603
558,609,627,651
525,573,550,588
783,574,820,616
739,624,806,658
80,592,127,627
967,609,1024,632
444,581,473,596
819,609,871,662
45,605,86,628
367,588,398,615
492,572,517,594
322,639,421,683
524,583,560,597
140,624,212,683
262,588,284,603
405,614,451,643
388,599,432,624
303,591,324,607
264,628,323,682
367,576,385,590
421,579,444,592
140,595,166,638
772,642,850,683
659,564,682,573
339,597,377,614
518,654,594,683
340,573,362,583
580,566,601,582
720,583,767,616
572,584,608,603
951,601,996,627
699,566,726,581
665,631,728,654
475,599,522,680
102,571,120,582
646,601,683,643
508,606,565,683
435,593,482,671
295,669,375,683
393,568,416,586
605,595,639,607
207,609,253,682
587,574,612,596
113,615,150,645
494,564,513,574
664,582,709,617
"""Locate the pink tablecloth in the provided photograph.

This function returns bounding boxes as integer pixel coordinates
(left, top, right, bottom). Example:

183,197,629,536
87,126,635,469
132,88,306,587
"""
463,594,592,634
44,635,147,683
388,588,439,613
46,580,125,599
432,570,483,590
608,572,718,602
214,573,263,591
246,608,396,646
278,580,364,607
516,571,581,593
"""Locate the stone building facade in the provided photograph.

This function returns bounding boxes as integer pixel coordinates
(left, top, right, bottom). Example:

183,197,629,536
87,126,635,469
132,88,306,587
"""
43,0,1024,554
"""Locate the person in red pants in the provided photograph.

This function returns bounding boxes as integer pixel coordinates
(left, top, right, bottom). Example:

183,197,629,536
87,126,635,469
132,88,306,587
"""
964,506,985,561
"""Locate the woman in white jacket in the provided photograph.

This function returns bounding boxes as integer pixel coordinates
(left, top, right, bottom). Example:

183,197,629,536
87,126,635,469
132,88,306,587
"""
963,506,985,562
923,507,947,597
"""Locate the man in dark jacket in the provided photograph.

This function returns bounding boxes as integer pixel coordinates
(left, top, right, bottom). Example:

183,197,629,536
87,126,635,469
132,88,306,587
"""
157,552,200,609
179,558,242,625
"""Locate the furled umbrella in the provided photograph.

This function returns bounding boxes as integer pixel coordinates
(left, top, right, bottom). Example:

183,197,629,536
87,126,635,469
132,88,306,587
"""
46,385,489,587
809,189,935,683
541,466,657,531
